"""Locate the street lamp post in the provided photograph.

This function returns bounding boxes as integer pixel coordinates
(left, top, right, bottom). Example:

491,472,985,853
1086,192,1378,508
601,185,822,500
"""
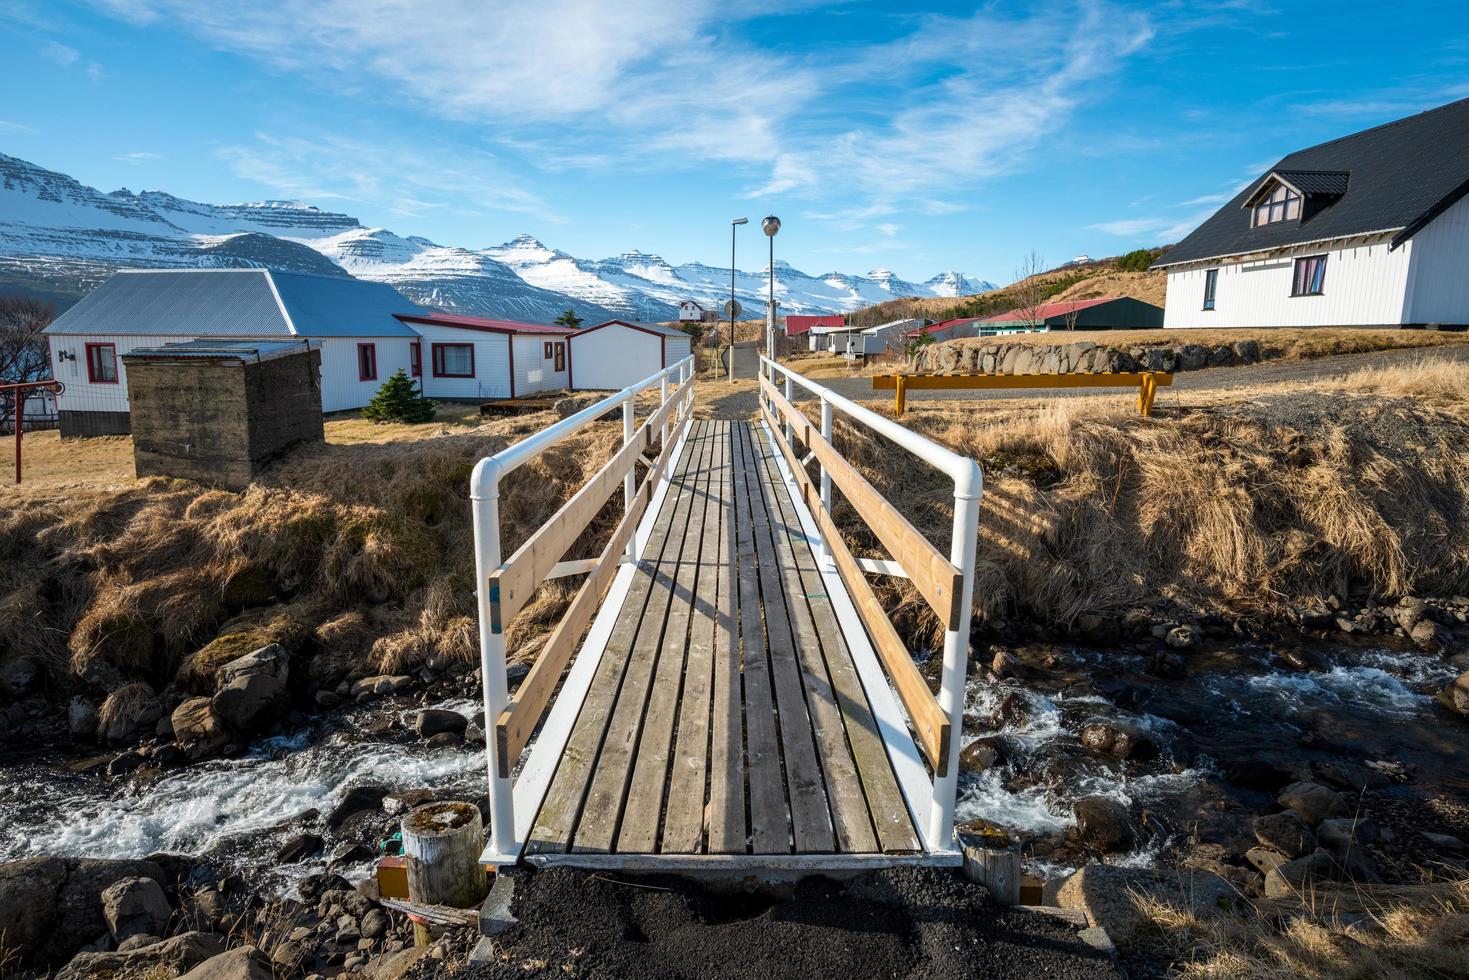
762,215,780,363
729,217,747,381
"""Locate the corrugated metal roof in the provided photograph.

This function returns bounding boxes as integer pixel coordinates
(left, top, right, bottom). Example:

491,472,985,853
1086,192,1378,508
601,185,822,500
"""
581,319,691,338
785,314,845,335
45,269,289,336
44,268,426,338
978,296,1117,323
397,312,575,335
122,339,317,363
1157,97,1469,267
1270,169,1351,197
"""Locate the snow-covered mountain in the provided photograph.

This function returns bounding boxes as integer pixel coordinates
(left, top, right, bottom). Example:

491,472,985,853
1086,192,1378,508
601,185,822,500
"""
0,152,995,320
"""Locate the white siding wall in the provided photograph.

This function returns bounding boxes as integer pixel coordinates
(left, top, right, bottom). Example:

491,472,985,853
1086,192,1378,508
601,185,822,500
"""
1163,235,1413,328
569,326,661,390
1404,194,1469,324
511,334,570,395
47,333,176,414
412,324,511,400
318,337,415,412
663,335,692,368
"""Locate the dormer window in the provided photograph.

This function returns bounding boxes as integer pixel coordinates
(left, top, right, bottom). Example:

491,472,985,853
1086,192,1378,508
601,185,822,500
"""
1252,183,1301,226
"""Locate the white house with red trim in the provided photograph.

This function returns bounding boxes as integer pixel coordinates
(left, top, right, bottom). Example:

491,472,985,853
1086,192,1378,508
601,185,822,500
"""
42,268,424,435
393,312,572,400
567,320,693,390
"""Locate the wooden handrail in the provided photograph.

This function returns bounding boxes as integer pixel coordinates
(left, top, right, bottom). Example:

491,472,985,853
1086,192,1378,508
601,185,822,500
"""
872,371,1173,417
761,401,951,773
492,386,692,775
760,375,963,629
489,388,684,631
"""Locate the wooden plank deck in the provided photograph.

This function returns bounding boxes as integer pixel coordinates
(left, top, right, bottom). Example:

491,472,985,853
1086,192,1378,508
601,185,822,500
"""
525,419,921,858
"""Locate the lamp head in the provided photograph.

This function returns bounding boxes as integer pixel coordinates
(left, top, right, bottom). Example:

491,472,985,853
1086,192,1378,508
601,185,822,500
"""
762,215,781,236
732,217,749,226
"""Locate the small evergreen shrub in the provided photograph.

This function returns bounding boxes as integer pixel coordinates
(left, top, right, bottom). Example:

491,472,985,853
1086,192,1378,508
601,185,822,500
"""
363,369,436,423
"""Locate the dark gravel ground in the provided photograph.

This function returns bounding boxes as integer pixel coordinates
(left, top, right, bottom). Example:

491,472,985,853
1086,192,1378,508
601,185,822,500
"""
460,866,1120,980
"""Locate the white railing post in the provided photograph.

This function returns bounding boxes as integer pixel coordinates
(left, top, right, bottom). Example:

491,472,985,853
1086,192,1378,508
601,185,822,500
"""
818,395,833,564
783,374,794,445
470,464,516,861
622,398,636,561
660,375,669,442
928,464,983,850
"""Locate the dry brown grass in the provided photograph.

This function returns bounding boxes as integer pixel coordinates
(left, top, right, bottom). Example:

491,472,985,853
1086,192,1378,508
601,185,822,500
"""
0,404,622,700
813,357,1469,644
1135,878,1469,979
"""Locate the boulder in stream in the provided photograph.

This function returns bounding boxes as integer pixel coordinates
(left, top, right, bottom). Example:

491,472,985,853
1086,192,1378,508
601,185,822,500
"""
1277,781,1349,826
100,876,171,941
212,644,290,732
1437,670,1469,717
1071,796,1136,853
1253,811,1315,858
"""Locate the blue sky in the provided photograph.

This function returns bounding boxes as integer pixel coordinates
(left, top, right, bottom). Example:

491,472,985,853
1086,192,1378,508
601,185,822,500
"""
2,1,1468,284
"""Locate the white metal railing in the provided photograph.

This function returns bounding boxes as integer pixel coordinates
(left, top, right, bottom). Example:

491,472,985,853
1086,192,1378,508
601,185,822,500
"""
759,355,982,852
470,357,695,860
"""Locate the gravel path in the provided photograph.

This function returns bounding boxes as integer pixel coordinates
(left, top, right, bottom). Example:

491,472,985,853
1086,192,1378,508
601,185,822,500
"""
462,867,1119,980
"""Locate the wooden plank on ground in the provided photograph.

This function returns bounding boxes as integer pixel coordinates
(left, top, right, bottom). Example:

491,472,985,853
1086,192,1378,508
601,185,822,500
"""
755,423,921,853
731,421,788,854
761,403,951,776
571,420,714,853
760,377,962,629
661,420,730,853
704,421,744,853
749,427,877,854
616,415,719,853
525,421,703,853
741,421,836,854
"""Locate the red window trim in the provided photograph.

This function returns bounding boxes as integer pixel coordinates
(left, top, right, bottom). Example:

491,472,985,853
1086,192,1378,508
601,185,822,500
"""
357,343,378,381
431,342,476,378
410,341,422,377
85,342,119,384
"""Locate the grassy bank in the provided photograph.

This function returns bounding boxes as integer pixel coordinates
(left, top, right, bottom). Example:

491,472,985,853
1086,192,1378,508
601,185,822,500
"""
940,326,1469,361
822,357,1469,644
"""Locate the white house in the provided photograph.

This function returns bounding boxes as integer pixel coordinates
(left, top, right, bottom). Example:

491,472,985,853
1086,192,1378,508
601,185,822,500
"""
1157,97,1469,329
568,320,693,390
859,318,927,355
677,300,718,323
394,312,573,400
43,268,425,435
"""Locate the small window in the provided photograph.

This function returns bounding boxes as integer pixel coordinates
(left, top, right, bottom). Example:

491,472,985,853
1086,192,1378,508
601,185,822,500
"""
432,342,475,378
410,342,422,377
357,343,378,381
554,342,565,372
86,342,118,383
544,341,553,358
1253,182,1302,227
1202,269,1218,311
1292,255,1328,296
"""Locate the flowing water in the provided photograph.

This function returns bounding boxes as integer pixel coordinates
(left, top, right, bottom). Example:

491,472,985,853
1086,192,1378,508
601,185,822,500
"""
2,643,1462,891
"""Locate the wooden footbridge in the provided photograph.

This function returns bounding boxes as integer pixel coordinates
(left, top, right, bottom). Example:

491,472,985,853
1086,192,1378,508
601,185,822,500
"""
470,356,982,871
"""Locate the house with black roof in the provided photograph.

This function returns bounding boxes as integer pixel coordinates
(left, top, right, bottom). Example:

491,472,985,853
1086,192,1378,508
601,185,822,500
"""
1155,98,1469,329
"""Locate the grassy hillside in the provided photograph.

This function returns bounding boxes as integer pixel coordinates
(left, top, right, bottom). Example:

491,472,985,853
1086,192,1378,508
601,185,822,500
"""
847,248,1168,328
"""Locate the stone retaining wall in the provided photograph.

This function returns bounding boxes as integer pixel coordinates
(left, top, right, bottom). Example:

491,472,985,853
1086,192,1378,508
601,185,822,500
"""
913,338,1263,375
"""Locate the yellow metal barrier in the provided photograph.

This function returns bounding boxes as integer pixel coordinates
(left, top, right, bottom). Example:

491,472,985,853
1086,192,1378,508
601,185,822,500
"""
872,371,1173,417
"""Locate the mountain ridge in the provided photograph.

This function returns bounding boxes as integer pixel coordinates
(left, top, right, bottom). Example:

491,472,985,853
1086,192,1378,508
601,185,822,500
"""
0,151,996,320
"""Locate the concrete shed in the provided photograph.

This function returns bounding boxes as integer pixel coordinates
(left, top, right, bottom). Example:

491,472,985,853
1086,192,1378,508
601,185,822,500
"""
121,339,324,490
569,320,693,390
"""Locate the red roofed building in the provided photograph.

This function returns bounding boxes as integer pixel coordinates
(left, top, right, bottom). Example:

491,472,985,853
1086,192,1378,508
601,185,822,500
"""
907,296,1163,340
785,314,845,336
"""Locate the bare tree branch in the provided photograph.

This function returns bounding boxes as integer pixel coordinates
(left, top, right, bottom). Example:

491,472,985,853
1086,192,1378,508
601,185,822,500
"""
0,295,54,384
1010,251,1047,331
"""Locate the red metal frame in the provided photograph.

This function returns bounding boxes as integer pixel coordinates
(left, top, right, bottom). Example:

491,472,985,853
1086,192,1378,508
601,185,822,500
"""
4,379,64,484
357,343,378,381
431,342,475,378
85,342,119,384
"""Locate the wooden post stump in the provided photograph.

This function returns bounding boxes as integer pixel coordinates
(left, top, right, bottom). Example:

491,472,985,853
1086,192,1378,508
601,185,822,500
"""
402,801,489,946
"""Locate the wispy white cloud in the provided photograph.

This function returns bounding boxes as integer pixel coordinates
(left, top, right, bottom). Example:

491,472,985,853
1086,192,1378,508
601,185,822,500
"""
1179,192,1230,206
0,119,38,134
1088,207,1215,243
217,131,564,224
41,40,79,65
115,151,161,163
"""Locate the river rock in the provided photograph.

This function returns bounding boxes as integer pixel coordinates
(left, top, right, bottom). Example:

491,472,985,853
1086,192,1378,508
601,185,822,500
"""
1072,796,1136,853
0,857,168,968
179,945,273,980
327,785,390,832
1262,850,1347,899
56,931,223,980
1055,864,1235,945
1317,817,1377,850
212,644,290,732
1245,846,1288,874
960,738,1002,773
1410,619,1453,654
172,697,235,760
415,708,468,738
989,650,1026,680
361,908,389,939
1392,597,1429,632
1439,671,1469,717
68,697,99,738
383,789,436,816
351,675,413,699
1421,831,1466,854
1079,720,1156,760
276,833,325,863
1277,781,1348,826
1165,625,1198,650
1253,811,1315,858
100,876,171,941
